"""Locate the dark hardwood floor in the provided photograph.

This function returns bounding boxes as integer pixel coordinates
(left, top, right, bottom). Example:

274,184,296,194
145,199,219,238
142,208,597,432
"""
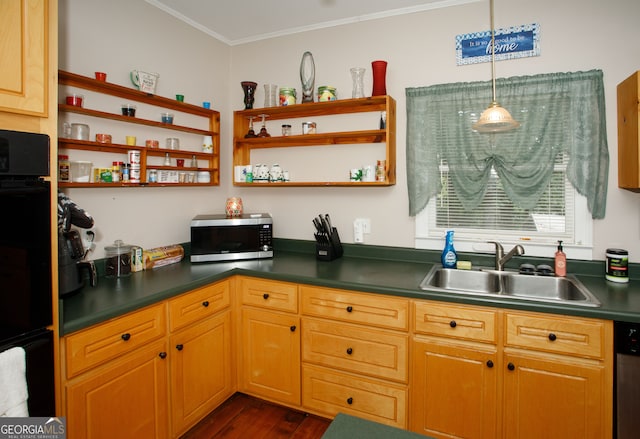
180,393,332,439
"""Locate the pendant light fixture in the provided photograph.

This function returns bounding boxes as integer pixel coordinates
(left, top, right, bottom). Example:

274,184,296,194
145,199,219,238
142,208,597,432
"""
472,0,520,133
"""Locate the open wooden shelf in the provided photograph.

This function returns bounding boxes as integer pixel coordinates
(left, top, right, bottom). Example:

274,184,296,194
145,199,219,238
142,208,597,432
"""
58,70,220,187
233,95,396,187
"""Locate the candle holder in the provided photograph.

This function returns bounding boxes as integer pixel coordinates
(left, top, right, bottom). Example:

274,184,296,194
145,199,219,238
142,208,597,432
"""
245,116,258,138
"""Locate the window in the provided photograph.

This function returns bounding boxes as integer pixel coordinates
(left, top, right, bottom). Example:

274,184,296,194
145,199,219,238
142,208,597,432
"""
407,71,607,260
415,152,593,259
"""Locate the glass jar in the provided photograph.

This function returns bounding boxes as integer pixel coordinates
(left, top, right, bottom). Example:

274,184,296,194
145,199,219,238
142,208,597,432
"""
282,124,292,136
104,240,133,277
149,169,158,183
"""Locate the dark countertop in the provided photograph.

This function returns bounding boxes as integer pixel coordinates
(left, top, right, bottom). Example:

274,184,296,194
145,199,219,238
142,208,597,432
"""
322,413,431,439
60,240,640,335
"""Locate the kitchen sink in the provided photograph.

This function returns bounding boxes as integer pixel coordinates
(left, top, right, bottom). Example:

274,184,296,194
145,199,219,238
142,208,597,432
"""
419,266,601,307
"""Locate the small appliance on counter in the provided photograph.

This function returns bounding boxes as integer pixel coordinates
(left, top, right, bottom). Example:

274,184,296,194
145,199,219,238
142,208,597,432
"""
313,214,343,261
190,213,273,262
57,193,97,297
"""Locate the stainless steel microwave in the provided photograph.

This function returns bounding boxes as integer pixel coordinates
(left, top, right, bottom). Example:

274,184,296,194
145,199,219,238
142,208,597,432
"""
190,213,273,262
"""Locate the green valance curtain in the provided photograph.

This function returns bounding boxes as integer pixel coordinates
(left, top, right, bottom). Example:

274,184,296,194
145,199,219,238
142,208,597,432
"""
406,70,609,219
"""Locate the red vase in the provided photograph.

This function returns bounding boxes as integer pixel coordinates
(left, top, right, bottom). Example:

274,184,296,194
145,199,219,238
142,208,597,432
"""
371,60,388,96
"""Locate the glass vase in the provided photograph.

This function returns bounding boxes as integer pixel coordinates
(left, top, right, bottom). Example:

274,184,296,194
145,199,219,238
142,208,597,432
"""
371,60,387,96
350,67,366,98
299,51,315,103
241,81,257,109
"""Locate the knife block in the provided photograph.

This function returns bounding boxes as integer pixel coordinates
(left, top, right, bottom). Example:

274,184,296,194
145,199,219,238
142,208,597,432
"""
315,227,344,261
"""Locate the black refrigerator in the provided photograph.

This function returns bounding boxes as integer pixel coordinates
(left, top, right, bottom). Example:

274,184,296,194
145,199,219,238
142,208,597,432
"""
0,129,55,416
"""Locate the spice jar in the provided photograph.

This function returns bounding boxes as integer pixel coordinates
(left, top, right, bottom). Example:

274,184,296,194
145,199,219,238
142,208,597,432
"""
58,155,70,182
104,240,133,277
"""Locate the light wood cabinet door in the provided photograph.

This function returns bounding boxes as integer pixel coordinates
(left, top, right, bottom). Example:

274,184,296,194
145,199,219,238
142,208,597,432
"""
65,340,169,439
0,0,47,116
240,307,300,405
301,286,408,330
302,318,408,383
302,364,407,428
240,277,298,313
502,352,606,439
64,303,166,379
168,280,230,332
410,337,498,439
170,310,233,437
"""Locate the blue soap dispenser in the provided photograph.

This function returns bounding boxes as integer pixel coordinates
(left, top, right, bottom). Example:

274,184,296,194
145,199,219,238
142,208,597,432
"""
441,230,458,268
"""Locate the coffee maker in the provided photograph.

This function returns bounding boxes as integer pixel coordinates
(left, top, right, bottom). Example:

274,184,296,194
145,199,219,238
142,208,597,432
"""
58,193,97,297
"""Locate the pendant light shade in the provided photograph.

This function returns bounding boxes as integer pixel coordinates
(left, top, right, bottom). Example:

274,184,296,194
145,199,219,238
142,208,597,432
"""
472,0,520,133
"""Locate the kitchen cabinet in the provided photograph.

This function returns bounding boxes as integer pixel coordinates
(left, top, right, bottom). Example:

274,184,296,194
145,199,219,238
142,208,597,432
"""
300,285,409,428
502,311,611,439
167,282,233,437
618,70,640,191
409,300,613,439
0,0,48,117
63,304,169,438
410,301,498,438
232,96,396,186
57,70,220,187
237,277,301,406
62,280,233,439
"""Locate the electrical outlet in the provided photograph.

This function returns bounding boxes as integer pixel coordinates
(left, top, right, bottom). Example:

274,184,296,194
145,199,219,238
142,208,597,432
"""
356,218,371,234
353,218,371,243
353,220,364,243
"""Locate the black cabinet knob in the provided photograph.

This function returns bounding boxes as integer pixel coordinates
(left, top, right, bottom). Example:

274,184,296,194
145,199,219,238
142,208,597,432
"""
346,306,353,313
486,360,494,368
176,344,184,351
202,301,209,307
263,293,270,300
121,333,131,341
449,320,457,328
290,325,296,332
159,352,167,359
347,397,353,405
346,347,353,355
507,362,515,371
548,333,557,341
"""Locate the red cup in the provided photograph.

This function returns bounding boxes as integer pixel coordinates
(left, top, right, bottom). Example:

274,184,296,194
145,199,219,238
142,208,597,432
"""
95,72,107,81
176,159,185,167
65,94,84,107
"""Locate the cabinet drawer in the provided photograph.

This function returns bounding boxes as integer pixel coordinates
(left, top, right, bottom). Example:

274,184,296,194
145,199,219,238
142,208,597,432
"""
302,364,407,428
169,281,230,331
302,318,408,383
65,303,166,378
505,312,606,359
413,301,497,344
301,286,408,331
240,277,298,313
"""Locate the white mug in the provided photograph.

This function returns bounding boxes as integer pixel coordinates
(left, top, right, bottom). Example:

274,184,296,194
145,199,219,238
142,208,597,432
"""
130,70,159,94
362,165,376,182
234,166,246,183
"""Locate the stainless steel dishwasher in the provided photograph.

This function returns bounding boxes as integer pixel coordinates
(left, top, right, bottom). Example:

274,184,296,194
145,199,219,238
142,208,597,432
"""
615,321,640,438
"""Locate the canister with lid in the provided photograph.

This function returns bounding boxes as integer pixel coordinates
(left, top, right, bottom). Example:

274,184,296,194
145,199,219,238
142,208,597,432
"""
105,240,133,277
279,87,296,106
606,248,629,283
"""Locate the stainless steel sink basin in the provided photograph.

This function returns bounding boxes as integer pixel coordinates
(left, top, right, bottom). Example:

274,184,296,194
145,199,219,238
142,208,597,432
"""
419,266,601,307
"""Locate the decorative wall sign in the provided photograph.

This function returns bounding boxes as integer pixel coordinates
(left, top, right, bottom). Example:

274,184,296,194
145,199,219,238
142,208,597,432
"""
456,23,540,65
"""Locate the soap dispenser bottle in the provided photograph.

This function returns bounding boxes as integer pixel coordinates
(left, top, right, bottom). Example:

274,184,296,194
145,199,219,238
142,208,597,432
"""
441,230,458,269
555,240,566,277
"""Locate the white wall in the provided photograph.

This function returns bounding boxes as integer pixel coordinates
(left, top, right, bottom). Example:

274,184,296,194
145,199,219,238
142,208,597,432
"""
60,0,640,262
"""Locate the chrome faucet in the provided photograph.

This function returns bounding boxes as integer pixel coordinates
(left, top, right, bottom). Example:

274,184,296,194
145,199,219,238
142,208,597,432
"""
488,241,525,271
